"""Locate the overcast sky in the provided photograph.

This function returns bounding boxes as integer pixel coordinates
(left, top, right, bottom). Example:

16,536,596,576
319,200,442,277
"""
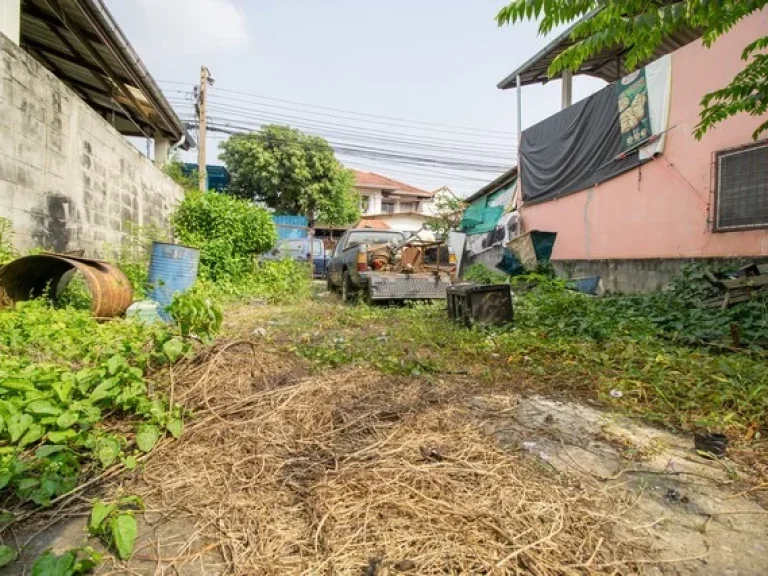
106,0,604,197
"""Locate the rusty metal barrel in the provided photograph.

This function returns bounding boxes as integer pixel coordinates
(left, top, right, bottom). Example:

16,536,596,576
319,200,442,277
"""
0,253,133,317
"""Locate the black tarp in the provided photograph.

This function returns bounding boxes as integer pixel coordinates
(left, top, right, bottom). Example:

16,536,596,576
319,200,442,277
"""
520,84,642,204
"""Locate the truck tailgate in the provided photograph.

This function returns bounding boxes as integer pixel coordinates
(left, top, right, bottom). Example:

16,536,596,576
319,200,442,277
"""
366,272,451,300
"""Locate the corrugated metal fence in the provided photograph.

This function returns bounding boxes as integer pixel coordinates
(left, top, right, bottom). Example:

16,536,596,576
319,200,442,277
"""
272,215,309,240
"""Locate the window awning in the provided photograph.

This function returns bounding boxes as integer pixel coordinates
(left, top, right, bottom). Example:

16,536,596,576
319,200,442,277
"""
497,11,701,89
19,0,193,147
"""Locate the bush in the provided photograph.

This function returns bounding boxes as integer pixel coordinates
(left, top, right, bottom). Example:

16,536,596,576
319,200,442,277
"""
462,263,510,285
0,217,17,266
171,191,277,281
194,260,312,305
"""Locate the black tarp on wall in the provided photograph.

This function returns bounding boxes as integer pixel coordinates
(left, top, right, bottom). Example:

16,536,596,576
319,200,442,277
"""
520,84,642,204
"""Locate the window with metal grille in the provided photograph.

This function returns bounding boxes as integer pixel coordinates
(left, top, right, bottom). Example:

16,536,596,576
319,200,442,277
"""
715,141,768,231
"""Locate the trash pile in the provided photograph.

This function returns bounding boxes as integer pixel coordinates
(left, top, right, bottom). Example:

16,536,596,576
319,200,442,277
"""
367,239,454,275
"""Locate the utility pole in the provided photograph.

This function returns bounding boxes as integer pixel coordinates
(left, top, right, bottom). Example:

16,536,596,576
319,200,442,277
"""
197,66,213,192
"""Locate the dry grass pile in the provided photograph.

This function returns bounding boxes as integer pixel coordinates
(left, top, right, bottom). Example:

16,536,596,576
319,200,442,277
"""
131,340,641,575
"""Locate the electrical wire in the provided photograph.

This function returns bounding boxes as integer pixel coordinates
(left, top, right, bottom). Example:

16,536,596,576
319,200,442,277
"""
167,81,513,192
190,120,511,173
159,81,513,138
167,97,517,157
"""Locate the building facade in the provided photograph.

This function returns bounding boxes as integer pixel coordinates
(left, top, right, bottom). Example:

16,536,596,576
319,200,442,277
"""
500,9,768,292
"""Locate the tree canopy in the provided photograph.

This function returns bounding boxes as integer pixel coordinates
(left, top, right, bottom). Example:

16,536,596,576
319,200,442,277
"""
496,0,768,140
218,125,360,226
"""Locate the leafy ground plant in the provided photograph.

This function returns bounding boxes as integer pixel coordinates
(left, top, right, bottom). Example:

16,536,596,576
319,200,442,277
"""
0,544,17,568
31,546,101,576
89,496,143,561
167,289,223,344
0,301,184,509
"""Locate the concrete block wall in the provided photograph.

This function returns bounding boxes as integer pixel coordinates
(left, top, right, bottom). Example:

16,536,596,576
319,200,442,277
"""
553,257,768,294
0,33,184,258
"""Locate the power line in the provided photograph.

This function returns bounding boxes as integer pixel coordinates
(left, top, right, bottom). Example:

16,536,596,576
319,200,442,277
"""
202,131,502,187
189,120,511,173
159,81,513,138
176,109,516,164
167,97,517,156
175,109,514,169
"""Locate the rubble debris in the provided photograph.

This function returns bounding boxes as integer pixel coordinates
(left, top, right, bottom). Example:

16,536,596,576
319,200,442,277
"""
703,266,768,308
126,301,162,324
392,559,416,572
664,488,689,504
419,446,445,461
694,432,729,458
0,253,133,317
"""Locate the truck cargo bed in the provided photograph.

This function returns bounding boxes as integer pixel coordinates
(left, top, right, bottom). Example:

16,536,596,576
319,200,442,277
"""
365,272,451,301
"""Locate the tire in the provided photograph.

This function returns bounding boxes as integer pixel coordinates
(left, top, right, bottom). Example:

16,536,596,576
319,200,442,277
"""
341,270,355,303
327,273,335,292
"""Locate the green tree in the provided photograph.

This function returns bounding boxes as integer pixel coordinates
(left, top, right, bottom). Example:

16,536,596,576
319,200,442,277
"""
218,125,361,226
496,1,768,140
425,189,465,238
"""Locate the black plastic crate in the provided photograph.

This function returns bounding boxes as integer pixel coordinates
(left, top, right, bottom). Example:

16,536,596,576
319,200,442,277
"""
447,283,513,327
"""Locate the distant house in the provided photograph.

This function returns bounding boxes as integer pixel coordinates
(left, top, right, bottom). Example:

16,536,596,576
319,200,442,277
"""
352,170,441,232
353,170,436,215
493,8,768,292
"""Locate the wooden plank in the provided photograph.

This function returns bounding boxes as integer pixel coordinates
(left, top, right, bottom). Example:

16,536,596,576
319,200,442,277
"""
721,275,768,290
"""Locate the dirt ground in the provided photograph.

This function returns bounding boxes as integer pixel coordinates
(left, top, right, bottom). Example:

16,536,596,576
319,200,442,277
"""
7,290,768,575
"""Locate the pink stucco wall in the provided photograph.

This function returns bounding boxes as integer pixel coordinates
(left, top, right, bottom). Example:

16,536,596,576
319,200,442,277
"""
520,10,768,261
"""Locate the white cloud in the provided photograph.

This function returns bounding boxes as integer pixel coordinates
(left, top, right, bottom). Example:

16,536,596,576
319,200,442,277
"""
131,0,248,55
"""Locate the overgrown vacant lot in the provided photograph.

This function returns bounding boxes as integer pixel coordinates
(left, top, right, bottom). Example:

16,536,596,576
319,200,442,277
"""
244,271,768,437
2,268,768,575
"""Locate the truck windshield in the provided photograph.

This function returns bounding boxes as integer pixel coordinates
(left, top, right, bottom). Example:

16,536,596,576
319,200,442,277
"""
346,232,404,248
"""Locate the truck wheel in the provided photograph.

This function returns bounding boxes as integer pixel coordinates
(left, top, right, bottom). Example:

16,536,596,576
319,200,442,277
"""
327,273,335,292
341,270,354,303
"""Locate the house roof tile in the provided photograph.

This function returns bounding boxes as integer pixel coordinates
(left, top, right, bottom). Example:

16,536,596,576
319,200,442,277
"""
352,170,435,198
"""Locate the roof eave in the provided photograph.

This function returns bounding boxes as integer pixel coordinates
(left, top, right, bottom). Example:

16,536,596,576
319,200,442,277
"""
496,14,588,90
75,0,194,148
465,167,518,203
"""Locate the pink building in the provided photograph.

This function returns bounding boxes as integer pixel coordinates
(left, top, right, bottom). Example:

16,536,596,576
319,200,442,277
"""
499,10,768,292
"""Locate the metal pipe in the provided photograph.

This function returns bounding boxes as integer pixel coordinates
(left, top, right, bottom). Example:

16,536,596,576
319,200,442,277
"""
516,74,522,151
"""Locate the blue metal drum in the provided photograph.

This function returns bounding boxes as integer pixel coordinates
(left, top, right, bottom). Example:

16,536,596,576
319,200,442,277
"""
148,242,200,321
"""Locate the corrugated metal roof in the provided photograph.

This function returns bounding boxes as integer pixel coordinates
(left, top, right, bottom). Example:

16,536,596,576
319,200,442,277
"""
465,167,518,203
18,0,192,147
497,11,702,89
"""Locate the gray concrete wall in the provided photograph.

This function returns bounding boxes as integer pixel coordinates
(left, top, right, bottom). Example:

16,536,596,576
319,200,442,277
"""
0,33,184,258
464,246,768,294
553,258,768,294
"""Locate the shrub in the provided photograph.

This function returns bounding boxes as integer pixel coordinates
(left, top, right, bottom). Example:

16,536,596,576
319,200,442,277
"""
462,263,510,285
0,217,17,266
171,191,277,281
